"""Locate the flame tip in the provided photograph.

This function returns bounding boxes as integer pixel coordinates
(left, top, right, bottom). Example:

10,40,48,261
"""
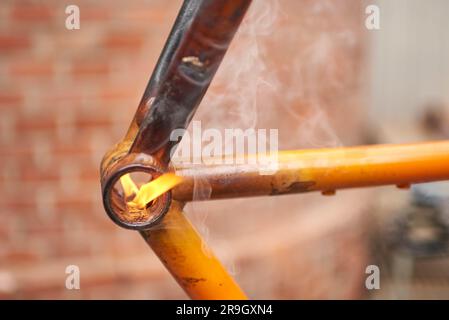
119,172,183,210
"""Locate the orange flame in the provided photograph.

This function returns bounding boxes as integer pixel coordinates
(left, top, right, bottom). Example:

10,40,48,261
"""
119,173,139,198
120,173,183,210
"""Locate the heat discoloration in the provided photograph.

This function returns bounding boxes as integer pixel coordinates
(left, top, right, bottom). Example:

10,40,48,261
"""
181,277,207,285
172,142,449,202
270,180,316,195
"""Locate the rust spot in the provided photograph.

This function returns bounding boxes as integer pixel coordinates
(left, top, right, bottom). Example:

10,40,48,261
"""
182,277,207,286
321,189,336,196
270,181,315,195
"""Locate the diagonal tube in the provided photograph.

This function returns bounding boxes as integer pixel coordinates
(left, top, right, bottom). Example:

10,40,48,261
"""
140,201,247,300
130,0,253,165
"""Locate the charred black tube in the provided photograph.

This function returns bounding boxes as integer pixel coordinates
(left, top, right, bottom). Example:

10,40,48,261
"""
130,0,252,165
134,0,202,125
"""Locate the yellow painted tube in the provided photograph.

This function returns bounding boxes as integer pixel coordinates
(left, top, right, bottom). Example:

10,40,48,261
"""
140,201,247,300
173,140,449,200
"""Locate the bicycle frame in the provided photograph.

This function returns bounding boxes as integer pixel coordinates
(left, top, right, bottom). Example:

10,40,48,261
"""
100,0,449,299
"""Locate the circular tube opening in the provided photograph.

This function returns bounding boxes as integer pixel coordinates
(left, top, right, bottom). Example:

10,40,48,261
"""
103,165,171,230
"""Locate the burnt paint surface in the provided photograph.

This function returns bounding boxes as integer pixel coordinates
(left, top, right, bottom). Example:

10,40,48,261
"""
130,0,253,165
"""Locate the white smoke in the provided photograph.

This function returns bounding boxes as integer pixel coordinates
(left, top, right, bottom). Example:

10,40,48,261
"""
179,0,362,274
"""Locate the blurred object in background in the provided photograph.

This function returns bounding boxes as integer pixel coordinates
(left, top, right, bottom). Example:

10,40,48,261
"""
373,181,449,299
370,82,449,299
392,182,449,258
420,103,449,139
361,1,449,299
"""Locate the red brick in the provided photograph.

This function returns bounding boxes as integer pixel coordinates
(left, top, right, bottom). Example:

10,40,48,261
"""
23,133,95,157
27,226,65,238
21,168,59,182
75,113,113,129
10,61,54,77
99,86,136,101
103,33,145,51
52,142,92,157
1,142,41,157
72,61,109,77
78,166,100,182
3,200,36,211
10,5,54,22
54,198,93,212
121,7,167,24
41,90,84,105
15,117,57,132
0,34,31,51
82,7,110,21
4,250,40,263
0,92,23,106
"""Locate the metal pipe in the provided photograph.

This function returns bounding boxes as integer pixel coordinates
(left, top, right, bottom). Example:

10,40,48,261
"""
124,0,202,141
130,0,253,165
140,201,247,300
172,140,449,201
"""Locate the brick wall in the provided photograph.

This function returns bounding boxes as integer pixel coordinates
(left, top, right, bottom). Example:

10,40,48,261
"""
0,0,372,299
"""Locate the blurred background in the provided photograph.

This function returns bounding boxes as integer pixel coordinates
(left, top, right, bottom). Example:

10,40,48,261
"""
1,0,449,299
